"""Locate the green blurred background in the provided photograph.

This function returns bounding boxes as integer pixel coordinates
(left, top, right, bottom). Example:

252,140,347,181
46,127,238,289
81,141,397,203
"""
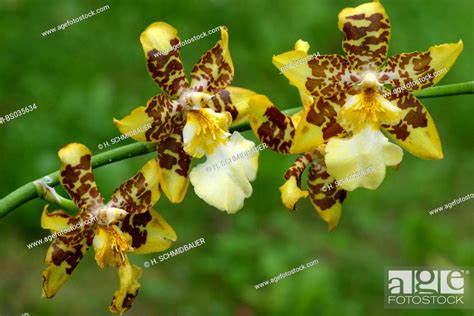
0,0,473,315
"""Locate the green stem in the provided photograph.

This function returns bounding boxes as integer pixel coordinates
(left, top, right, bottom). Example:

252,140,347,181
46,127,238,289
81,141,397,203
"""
413,81,474,98
0,81,472,219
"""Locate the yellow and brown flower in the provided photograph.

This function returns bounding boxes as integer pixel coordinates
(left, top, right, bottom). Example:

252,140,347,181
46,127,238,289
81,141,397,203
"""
249,1,462,230
114,22,258,214
41,143,176,314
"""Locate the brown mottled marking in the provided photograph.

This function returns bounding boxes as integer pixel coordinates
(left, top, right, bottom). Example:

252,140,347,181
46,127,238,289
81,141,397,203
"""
383,94,428,141
157,123,191,177
146,38,189,97
206,89,239,120
307,161,347,211
48,224,93,277
341,10,390,70
304,55,353,97
384,52,436,92
257,106,295,153
305,95,347,140
144,94,180,142
60,155,104,211
110,171,152,214
120,211,152,249
284,153,314,187
190,35,233,94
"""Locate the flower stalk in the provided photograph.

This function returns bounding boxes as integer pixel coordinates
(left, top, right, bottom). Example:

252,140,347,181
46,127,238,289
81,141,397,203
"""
0,81,472,219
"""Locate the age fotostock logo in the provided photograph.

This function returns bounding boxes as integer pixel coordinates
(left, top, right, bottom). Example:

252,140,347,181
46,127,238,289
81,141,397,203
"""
384,267,473,309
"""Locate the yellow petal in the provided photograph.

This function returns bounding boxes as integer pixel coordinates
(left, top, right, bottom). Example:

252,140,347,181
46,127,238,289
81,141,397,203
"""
41,205,72,232
58,143,104,211
189,132,258,214
156,127,192,203
279,153,313,210
338,1,390,70
248,94,296,153
110,159,161,213
190,26,234,94
120,209,177,255
109,259,142,315
42,227,91,298
279,177,308,211
183,108,231,158
325,127,403,191
307,161,347,231
140,22,189,97
382,94,443,160
384,41,463,92
113,106,153,143
291,95,348,154
114,94,179,143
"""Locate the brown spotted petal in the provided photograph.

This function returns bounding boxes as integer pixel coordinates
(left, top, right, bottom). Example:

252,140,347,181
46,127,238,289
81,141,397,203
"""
144,94,183,141
109,159,161,214
279,153,314,211
249,95,296,153
273,51,355,98
382,94,443,160
206,86,256,125
42,208,94,298
120,208,177,255
157,122,192,203
383,41,463,92
307,159,347,231
58,143,104,212
190,26,234,94
338,1,391,71
291,94,348,154
140,22,189,97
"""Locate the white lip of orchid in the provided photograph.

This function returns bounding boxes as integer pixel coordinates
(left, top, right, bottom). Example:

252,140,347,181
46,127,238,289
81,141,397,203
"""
94,206,128,225
339,71,402,132
358,72,384,89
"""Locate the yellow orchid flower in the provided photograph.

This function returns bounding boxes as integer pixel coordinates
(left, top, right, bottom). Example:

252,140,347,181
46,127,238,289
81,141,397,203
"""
41,143,176,315
249,1,463,230
114,22,258,214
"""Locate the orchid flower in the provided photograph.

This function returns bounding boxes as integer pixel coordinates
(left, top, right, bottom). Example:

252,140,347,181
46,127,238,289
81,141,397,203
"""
41,143,176,314
249,1,463,230
114,22,258,214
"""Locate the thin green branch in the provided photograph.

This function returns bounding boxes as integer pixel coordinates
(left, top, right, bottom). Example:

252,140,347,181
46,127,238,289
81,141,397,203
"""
413,81,474,98
0,81,472,219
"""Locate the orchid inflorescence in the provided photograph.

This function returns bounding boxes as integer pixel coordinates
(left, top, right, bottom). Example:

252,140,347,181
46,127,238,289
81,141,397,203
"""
2,1,467,314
